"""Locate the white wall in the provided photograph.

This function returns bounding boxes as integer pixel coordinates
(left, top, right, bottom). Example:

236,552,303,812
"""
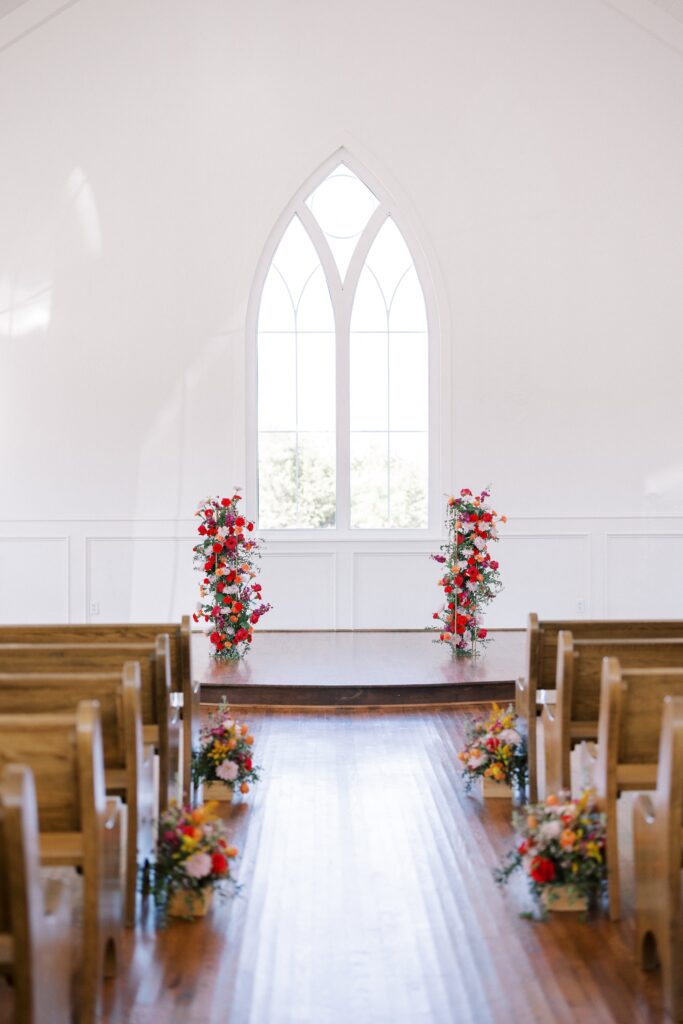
1,0,683,627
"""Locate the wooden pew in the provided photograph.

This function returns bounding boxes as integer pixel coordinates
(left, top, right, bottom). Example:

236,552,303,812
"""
517,614,683,800
633,695,683,1021
0,763,72,1024
595,660,683,921
542,633,683,797
0,702,121,1024
0,664,154,928
0,639,179,814
0,619,197,803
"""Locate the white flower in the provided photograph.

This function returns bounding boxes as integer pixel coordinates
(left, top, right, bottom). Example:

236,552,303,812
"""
461,522,474,533
216,760,239,782
466,581,477,591
539,820,562,841
499,728,521,746
461,548,473,558
184,852,212,879
473,537,486,550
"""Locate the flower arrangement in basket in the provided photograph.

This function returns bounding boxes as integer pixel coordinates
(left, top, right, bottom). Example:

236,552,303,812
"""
458,703,527,796
494,790,607,914
151,801,238,919
431,487,506,656
193,493,272,660
192,701,260,801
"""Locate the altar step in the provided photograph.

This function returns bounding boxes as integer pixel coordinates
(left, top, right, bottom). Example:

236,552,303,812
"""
200,679,516,707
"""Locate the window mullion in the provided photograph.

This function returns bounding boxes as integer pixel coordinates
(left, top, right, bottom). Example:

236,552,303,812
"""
336,279,352,532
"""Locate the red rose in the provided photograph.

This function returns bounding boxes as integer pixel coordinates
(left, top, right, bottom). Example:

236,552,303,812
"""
444,585,452,594
482,513,492,523
212,542,223,554
192,613,199,623
211,852,229,875
251,612,259,624
469,513,478,523
454,575,464,586
467,568,478,580
460,488,472,497
198,525,207,535
221,498,230,507
236,517,245,527
478,628,487,639
490,560,499,570
245,758,252,771
253,583,261,591
217,582,225,593
247,523,254,532
209,631,220,644
530,856,556,884
223,596,230,605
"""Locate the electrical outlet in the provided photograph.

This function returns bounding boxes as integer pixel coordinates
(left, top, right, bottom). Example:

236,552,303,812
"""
90,602,100,617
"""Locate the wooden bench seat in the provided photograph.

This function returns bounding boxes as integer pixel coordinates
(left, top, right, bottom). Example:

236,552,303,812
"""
0,703,121,1024
0,763,72,1024
0,619,197,803
0,639,179,815
517,614,683,800
633,696,683,1021
595,661,683,920
0,665,154,927
542,633,683,797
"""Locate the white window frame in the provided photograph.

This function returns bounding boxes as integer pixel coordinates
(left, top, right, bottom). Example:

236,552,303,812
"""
246,147,446,543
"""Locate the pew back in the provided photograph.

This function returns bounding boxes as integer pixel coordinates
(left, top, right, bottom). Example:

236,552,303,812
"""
0,764,72,1024
598,664,683,922
0,620,197,803
0,639,177,810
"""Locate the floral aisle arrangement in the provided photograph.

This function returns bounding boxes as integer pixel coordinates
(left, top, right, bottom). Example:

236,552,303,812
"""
458,703,527,796
193,493,272,660
152,802,238,919
494,791,607,913
192,701,260,801
431,487,506,656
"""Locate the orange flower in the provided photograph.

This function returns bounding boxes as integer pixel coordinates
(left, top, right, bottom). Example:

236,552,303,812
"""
560,829,576,849
240,723,249,736
527,815,538,830
246,735,254,745
240,782,249,794
546,794,559,806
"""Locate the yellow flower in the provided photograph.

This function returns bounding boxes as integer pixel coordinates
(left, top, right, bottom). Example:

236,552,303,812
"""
585,841,602,862
181,834,198,852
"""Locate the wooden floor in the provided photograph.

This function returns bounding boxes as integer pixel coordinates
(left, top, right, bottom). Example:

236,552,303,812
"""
103,706,664,1024
196,630,525,705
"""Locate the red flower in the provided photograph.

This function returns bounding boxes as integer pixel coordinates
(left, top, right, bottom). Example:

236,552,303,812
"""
460,488,472,497
518,841,528,856
221,498,231,507
530,856,556,884
209,631,220,644
478,628,487,639
198,525,207,535
247,522,254,532
235,517,245,527
192,613,199,623
217,582,225,593
245,758,252,771
482,513,492,523
469,513,478,523
454,575,464,586
490,560,499,571
212,542,223,554
211,852,229,875
251,612,259,624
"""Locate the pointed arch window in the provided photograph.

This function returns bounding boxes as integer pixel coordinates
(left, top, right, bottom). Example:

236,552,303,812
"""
256,160,431,531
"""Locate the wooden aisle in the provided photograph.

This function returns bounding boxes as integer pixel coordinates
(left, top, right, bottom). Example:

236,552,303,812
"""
102,707,663,1024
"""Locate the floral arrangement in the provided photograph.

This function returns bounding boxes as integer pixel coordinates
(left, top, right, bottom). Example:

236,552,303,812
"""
495,791,607,910
193,493,272,660
431,488,506,655
458,703,527,792
192,701,260,795
152,802,238,908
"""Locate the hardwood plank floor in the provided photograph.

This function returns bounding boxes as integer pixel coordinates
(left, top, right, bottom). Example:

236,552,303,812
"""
102,707,665,1024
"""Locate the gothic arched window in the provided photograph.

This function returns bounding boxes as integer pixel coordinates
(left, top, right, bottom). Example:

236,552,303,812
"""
255,158,431,531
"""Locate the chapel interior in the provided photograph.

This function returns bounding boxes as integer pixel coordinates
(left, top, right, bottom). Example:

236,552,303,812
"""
1,1,683,1022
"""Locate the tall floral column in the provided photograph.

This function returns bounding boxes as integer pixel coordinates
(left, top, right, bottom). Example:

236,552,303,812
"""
431,487,506,656
193,493,272,660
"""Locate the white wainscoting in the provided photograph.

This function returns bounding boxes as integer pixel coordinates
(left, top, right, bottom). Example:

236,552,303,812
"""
0,518,681,627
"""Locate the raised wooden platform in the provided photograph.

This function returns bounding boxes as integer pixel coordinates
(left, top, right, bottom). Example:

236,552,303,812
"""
195,629,525,706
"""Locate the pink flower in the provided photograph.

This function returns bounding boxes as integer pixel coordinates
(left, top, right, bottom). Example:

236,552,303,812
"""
216,760,239,782
184,852,212,879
